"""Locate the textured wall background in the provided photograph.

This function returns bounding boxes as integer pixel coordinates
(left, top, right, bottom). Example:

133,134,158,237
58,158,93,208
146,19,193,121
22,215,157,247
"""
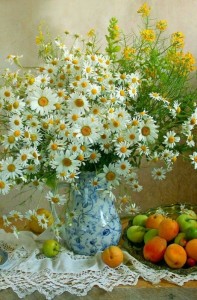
0,0,196,213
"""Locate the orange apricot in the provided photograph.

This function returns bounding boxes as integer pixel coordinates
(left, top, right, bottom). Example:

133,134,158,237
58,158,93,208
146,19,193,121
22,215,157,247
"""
185,239,197,261
101,245,124,268
164,244,187,269
158,218,179,242
143,236,167,263
145,213,165,229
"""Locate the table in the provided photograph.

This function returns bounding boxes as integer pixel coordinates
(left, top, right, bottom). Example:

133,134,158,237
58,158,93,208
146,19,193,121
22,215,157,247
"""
0,217,196,300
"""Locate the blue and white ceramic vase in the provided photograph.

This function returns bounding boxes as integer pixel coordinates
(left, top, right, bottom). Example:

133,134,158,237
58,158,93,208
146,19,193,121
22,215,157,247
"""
62,171,122,256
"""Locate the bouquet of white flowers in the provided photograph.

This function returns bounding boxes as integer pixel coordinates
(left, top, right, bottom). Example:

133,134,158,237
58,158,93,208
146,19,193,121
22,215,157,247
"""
0,3,196,235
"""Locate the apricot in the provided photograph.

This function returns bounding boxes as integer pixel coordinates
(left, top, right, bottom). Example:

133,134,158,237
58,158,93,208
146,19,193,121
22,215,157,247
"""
158,218,179,242
185,239,197,261
143,236,167,263
29,208,54,234
145,213,165,229
164,244,187,269
101,245,124,268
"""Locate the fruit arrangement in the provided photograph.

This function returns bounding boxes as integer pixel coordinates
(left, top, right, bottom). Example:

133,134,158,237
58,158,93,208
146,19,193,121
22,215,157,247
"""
123,203,197,273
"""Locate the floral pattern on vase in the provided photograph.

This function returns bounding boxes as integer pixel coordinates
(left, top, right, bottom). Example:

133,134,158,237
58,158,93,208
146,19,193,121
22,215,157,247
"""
61,171,122,255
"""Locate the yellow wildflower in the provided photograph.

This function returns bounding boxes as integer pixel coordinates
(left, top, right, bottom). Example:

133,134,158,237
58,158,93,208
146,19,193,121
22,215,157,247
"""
123,47,136,59
156,20,168,31
141,29,156,42
87,29,95,37
137,3,151,17
171,32,185,48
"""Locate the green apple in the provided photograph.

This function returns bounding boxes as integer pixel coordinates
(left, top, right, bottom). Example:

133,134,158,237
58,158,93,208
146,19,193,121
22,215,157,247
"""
176,214,197,232
185,226,197,240
174,232,187,247
126,225,146,243
182,209,197,219
132,214,148,227
42,239,60,258
144,228,158,244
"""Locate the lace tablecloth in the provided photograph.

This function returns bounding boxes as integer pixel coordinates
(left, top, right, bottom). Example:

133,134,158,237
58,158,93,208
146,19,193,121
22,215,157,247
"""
0,229,196,300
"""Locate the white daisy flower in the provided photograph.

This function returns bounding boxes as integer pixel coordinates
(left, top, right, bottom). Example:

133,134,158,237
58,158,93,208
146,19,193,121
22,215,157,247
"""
115,141,132,158
124,203,141,215
152,167,167,180
131,180,143,192
115,87,127,102
163,130,180,148
137,143,151,156
87,84,101,99
0,177,10,195
67,92,89,114
9,115,23,129
138,118,158,143
124,127,139,145
128,85,138,99
1,157,23,180
8,210,23,220
186,133,195,147
189,152,197,169
115,159,131,176
74,117,100,143
149,92,162,101
127,72,141,86
51,150,80,175
98,164,119,188
46,191,67,206
28,87,57,115
88,150,101,163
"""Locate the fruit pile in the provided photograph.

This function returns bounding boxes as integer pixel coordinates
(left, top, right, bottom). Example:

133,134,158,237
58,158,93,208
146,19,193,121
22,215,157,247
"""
125,208,197,269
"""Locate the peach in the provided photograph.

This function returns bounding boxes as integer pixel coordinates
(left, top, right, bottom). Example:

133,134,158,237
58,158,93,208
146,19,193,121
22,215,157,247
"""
101,245,124,268
164,244,187,269
158,218,179,242
143,236,167,263
145,214,165,229
185,239,197,261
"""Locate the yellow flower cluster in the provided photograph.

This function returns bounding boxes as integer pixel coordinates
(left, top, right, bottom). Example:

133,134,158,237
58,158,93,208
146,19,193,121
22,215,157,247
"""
123,47,136,60
168,51,196,72
137,2,151,17
156,20,168,31
171,31,185,48
141,29,156,42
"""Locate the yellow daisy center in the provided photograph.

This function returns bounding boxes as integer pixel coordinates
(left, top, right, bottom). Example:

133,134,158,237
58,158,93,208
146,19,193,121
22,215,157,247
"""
52,197,59,203
62,158,72,167
51,143,58,150
91,89,97,95
90,153,97,160
14,120,20,126
7,164,16,172
120,163,126,170
21,154,28,161
0,181,5,189
38,96,49,107
75,98,84,107
168,136,175,143
8,135,15,144
106,171,116,181
81,126,91,136
120,146,127,153
4,91,11,97
141,126,150,136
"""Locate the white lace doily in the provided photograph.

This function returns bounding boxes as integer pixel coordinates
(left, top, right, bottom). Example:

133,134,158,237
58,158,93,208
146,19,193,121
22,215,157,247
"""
0,229,139,299
0,229,196,300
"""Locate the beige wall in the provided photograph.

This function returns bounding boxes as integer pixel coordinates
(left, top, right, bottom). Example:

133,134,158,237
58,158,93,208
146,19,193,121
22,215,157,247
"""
0,0,197,213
